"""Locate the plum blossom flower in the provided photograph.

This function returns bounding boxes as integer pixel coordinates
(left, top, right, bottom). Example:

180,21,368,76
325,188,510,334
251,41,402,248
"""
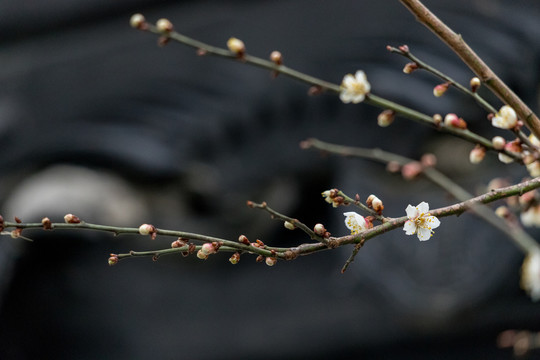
339,70,371,104
343,212,368,235
521,250,540,301
403,201,440,241
492,105,517,129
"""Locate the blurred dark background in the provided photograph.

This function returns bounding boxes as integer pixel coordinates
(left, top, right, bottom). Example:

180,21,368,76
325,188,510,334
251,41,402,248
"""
0,0,539,358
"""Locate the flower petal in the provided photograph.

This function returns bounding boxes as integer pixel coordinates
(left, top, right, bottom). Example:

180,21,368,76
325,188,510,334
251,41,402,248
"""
403,220,417,235
417,227,432,241
405,204,418,219
425,215,440,229
416,201,429,214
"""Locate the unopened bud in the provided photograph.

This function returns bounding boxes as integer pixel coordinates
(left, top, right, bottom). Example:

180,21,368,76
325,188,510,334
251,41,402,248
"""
377,110,395,127
108,254,119,266
367,194,384,213
444,113,467,129
402,62,418,74
41,217,52,230
495,206,511,219
238,234,250,245
433,83,450,97
197,250,208,260
401,161,423,180
469,145,486,164
470,77,481,92
138,223,156,236
313,223,327,237
284,221,295,230
227,37,245,56
421,153,437,168
129,13,146,29
432,113,443,126
200,243,217,256
270,51,282,65
229,252,241,264
492,136,506,150
156,18,173,33
265,257,277,266
64,213,81,224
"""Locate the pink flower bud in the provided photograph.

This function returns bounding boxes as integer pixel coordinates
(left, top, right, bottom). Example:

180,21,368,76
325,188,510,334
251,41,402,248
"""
469,145,486,164
200,243,217,256
402,62,418,74
433,83,449,97
196,250,208,260
313,223,327,236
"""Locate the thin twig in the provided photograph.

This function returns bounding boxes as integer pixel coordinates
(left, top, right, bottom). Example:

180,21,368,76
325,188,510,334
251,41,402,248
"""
399,0,540,138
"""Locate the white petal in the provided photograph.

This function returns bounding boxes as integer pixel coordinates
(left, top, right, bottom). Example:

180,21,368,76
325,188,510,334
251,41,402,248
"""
354,70,366,82
405,204,418,219
425,216,440,229
417,227,432,241
416,201,430,214
351,94,365,104
339,91,352,103
342,74,356,87
403,220,416,235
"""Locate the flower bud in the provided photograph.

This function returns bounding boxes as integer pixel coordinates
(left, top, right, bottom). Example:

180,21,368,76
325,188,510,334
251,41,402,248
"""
402,62,418,74
138,223,156,235
41,217,52,230
108,254,119,266
495,206,511,219
469,145,486,164
401,161,423,180
238,234,250,245
498,153,514,164
421,153,437,168
265,257,277,266
470,77,481,93
366,194,384,213
196,250,208,260
377,110,395,127
313,223,327,237
64,213,81,224
284,221,295,230
270,51,282,65
156,18,173,33
433,83,449,97
227,37,245,56
229,252,241,264
130,13,146,29
432,114,443,126
200,243,217,256
492,136,506,150
444,113,467,129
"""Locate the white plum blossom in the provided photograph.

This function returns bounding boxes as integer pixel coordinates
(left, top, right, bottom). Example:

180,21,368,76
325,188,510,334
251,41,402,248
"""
521,250,540,301
403,201,440,241
344,212,368,235
492,105,517,129
339,70,371,104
